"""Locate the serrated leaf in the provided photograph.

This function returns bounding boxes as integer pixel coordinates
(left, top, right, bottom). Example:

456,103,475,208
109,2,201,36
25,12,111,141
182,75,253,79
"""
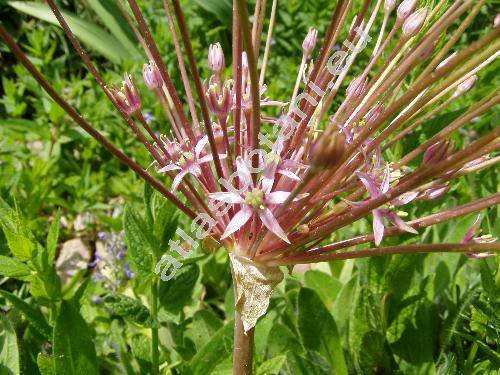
297,288,347,374
0,291,51,340
159,264,199,315
0,204,35,261
37,354,55,375
104,293,152,327
53,301,98,374
0,314,20,375
8,1,134,63
123,204,153,277
0,255,32,279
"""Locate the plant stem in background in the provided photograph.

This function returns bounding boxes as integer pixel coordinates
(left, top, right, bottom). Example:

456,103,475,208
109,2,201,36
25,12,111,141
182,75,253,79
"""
151,278,159,375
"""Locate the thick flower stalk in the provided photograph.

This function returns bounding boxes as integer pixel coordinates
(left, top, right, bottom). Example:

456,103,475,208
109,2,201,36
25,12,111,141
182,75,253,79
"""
2,0,499,373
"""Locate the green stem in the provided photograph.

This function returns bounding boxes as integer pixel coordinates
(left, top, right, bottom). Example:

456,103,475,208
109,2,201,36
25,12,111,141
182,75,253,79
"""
151,278,159,375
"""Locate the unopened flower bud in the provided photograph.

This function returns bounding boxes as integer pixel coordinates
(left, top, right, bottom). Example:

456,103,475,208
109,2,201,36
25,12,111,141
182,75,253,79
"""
241,52,249,74
302,28,318,56
419,184,450,200
364,102,384,124
346,75,367,100
454,75,477,97
112,74,141,115
403,8,428,37
397,0,418,21
384,0,397,13
420,40,436,60
423,140,451,166
208,43,225,73
142,60,163,90
309,130,346,169
494,14,500,28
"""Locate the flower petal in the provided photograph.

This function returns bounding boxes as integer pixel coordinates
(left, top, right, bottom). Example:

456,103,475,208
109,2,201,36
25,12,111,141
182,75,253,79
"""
385,212,418,234
221,206,253,239
266,191,291,204
236,156,253,189
157,163,181,173
172,169,188,192
373,209,385,246
277,169,301,181
209,192,244,204
258,208,290,243
195,136,209,158
357,172,380,197
392,191,418,206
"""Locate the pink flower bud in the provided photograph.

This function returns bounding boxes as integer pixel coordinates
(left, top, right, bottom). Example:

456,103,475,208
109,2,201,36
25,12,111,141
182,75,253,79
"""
419,184,450,200
309,130,346,169
403,8,428,37
346,75,367,100
241,52,249,74
495,14,500,28
112,74,141,115
419,40,436,60
423,140,451,166
384,0,397,13
397,0,418,21
454,75,477,96
364,102,384,124
208,43,225,73
142,60,163,90
302,28,318,56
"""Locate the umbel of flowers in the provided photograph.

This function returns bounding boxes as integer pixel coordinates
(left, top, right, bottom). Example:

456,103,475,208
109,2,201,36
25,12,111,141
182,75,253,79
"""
2,0,498,373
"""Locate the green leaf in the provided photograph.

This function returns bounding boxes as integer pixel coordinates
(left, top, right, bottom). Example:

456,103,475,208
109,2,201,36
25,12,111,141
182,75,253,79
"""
0,291,51,340
0,201,35,261
8,1,134,63
304,270,342,312
383,254,418,298
37,354,55,375
0,314,20,375
186,320,234,375
123,204,154,277
53,301,98,375
159,264,199,315
185,310,223,350
193,0,232,27
85,0,140,58
46,209,61,265
297,288,347,375
0,255,32,279
104,293,152,327
256,355,286,375
110,320,135,375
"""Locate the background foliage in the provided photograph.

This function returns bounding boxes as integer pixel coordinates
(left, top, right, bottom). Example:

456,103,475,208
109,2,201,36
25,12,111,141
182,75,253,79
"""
0,0,498,374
